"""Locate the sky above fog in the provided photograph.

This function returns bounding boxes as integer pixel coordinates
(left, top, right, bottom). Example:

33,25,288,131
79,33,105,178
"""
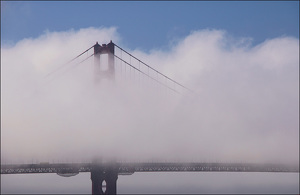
1,1,299,50
1,1,299,194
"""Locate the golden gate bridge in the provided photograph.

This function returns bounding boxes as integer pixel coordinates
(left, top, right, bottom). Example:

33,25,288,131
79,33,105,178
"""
1,41,299,194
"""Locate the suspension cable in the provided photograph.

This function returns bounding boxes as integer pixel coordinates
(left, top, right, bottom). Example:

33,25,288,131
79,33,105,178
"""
113,43,195,93
45,45,95,78
26,52,95,100
56,53,95,77
114,54,180,94
43,53,94,85
43,42,195,95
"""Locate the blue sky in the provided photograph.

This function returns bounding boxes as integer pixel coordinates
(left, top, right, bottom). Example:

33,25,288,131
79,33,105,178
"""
1,1,299,50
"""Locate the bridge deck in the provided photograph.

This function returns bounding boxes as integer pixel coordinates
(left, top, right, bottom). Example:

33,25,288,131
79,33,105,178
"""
1,162,298,174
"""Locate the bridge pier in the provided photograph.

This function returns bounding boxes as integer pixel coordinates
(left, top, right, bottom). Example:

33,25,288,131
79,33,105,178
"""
91,168,118,194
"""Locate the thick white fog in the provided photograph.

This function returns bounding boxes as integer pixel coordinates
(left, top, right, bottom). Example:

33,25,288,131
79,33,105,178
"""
1,27,299,165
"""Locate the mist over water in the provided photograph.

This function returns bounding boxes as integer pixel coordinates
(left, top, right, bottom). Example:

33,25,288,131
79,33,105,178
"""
1,27,299,165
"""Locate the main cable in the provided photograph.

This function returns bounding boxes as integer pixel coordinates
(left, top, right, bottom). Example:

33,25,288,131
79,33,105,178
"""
114,54,180,94
46,53,95,82
114,43,195,94
22,53,95,101
44,45,95,78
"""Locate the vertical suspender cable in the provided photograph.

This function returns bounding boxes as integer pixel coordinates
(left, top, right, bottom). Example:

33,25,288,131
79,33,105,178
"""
113,43,195,94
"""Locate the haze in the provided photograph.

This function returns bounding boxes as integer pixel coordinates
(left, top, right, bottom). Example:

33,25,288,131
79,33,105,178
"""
1,27,299,165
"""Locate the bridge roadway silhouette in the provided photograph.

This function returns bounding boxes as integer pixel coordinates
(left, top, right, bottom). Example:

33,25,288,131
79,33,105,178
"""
1,162,299,194
1,42,299,194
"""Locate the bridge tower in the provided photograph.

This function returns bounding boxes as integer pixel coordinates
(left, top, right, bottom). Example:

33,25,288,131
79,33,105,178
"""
92,41,117,194
91,163,118,195
93,41,115,83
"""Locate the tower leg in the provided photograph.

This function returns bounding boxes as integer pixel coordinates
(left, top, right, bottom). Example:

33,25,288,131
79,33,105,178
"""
91,169,118,195
105,170,118,194
91,170,104,194
94,53,101,84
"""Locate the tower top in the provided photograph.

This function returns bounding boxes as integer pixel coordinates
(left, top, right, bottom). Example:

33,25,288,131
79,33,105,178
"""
94,41,114,55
